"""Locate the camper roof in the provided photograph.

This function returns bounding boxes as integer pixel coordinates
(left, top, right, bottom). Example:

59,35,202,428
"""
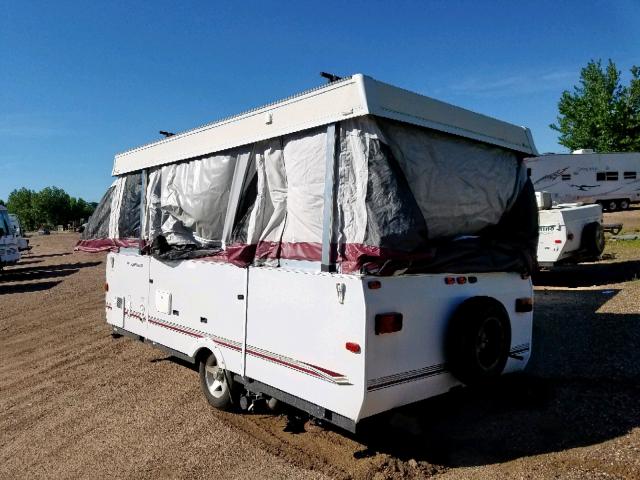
113,74,538,175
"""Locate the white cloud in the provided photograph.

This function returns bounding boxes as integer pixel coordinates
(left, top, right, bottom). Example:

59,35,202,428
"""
445,69,577,97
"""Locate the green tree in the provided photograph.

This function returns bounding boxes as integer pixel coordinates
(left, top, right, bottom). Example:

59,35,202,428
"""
32,186,71,227
7,188,37,230
550,59,640,152
69,197,95,224
6,186,96,230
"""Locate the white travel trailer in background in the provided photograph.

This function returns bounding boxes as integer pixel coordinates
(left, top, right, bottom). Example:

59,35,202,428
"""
79,74,540,432
527,150,640,211
0,206,20,269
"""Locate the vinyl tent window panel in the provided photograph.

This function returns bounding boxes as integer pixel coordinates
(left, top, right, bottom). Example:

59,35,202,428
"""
605,171,619,181
157,148,249,246
378,119,524,239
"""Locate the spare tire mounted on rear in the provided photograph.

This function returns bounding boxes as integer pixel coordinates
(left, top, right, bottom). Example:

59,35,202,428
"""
446,296,512,385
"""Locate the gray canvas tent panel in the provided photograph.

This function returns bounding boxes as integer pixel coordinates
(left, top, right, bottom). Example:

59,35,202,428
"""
78,74,538,273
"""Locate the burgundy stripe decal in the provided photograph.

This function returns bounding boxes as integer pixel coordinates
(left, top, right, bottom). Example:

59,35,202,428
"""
247,349,323,379
303,363,344,378
146,317,343,382
148,318,202,338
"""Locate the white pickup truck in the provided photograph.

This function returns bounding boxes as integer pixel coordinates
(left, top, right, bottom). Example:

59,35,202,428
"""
536,192,605,267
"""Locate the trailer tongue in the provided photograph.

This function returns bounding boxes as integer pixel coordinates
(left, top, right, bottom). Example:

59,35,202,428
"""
80,74,539,431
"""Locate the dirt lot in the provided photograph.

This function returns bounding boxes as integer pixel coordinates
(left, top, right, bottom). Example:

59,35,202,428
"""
604,205,640,234
1,232,639,479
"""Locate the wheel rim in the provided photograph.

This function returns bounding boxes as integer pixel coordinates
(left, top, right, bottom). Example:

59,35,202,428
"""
620,200,629,210
475,316,503,371
608,201,617,211
204,355,228,399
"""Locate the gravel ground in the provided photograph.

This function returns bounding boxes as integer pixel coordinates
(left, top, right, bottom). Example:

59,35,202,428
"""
1,232,639,479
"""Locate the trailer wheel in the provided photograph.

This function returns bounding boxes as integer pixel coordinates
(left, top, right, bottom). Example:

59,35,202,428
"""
582,222,605,257
605,200,618,212
446,297,511,386
618,199,630,210
199,351,234,410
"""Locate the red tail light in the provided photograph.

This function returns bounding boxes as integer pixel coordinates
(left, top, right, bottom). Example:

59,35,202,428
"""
375,313,403,335
554,239,562,244
345,342,361,353
104,282,109,292
456,276,466,284
444,277,456,285
368,280,382,290
515,297,533,312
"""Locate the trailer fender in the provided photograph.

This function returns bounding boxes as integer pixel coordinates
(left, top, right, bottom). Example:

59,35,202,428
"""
191,341,228,371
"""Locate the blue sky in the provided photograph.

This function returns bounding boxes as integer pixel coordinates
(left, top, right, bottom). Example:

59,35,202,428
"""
1,0,639,202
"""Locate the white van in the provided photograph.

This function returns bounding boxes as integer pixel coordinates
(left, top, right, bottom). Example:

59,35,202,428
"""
80,74,539,431
527,150,640,211
0,206,20,269
8,214,30,252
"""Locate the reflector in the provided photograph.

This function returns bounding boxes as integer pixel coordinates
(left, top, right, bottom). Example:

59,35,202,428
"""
375,313,403,335
345,342,361,353
515,297,534,312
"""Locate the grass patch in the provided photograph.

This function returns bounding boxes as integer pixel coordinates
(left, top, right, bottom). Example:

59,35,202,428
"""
603,238,640,261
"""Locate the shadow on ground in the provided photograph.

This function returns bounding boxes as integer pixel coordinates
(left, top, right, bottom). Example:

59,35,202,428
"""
0,262,102,295
0,281,63,294
22,252,72,260
533,259,640,287
0,262,102,283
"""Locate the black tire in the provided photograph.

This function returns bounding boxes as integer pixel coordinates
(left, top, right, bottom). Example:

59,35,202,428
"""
446,297,511,386
605,200,618,212
199,351,234,410
582,222,605,257
619,199,630,210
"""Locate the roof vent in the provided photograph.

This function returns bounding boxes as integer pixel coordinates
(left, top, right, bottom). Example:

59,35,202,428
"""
572,148,594,154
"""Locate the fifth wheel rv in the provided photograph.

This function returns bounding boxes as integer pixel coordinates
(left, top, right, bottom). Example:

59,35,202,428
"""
527,150,640,211
78,74,539,432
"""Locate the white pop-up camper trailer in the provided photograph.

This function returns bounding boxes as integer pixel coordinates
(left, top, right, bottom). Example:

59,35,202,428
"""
78,74,539,431
0,206,20,269
527,151,640,211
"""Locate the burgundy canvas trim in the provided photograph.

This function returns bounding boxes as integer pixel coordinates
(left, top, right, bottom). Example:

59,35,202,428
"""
203,241,431,273
75,238,142,253
79,236,430,274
